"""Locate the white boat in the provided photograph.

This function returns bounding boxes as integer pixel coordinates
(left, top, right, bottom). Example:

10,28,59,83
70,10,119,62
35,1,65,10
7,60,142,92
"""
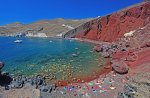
49,40,53,43
14,40,22,43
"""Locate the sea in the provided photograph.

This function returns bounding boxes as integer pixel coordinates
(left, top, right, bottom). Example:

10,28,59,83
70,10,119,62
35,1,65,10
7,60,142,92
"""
0,37,104,82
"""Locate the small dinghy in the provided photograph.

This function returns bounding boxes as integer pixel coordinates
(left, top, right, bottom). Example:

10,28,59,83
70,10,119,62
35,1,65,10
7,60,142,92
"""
14,39,22,43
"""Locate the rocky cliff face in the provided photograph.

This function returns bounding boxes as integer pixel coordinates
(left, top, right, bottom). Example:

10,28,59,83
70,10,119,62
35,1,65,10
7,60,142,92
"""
64,2,150,42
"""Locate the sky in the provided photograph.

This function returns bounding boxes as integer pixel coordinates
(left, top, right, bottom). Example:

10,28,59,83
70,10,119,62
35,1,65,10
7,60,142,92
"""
0,0,143,25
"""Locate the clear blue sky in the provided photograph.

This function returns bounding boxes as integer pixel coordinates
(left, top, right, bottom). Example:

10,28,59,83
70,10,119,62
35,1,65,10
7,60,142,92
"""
0,0,143,25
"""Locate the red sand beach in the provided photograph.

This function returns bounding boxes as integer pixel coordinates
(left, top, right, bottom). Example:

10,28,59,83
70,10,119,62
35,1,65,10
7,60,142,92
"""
0,1,150,98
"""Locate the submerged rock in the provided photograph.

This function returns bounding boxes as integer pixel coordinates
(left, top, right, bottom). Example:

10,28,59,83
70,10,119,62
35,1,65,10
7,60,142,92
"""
72,53,78,57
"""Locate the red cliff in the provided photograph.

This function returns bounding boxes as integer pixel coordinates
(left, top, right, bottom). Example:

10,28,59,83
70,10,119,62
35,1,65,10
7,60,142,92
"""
64,2,150,42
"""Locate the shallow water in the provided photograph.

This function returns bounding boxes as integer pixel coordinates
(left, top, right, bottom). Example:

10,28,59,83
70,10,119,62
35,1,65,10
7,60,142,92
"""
0,37,104,82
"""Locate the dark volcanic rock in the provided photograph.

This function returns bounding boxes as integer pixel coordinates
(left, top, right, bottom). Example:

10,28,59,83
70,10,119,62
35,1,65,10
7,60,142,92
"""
118,84,137,98
0,73,13,86
26,75,45,88
0,62,4,69
124,84,137,95
111,60,129,74
40,84,56,93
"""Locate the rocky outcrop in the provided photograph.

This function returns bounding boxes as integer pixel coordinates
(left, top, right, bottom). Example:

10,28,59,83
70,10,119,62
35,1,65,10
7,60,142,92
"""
64,2,150,42
93,22,150,75
118,84,137,98
0,62,4,69
118,73,150,98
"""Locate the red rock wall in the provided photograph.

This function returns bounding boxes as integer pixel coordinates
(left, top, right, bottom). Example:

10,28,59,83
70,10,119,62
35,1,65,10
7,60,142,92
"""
64,2,150,42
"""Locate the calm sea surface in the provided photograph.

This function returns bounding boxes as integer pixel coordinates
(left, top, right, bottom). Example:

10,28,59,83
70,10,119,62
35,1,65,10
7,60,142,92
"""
0,37,103,81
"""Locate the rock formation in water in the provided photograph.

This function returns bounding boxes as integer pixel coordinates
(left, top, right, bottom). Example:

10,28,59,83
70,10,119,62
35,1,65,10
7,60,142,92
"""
0,62,4,70
64,1,150,42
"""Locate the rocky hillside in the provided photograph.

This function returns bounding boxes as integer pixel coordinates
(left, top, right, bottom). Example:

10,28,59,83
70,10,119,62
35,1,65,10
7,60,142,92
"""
64,1,150,42
0,18,92,37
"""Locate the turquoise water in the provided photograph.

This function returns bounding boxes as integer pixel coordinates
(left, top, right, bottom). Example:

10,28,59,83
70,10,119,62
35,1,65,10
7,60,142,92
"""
0,37,103,81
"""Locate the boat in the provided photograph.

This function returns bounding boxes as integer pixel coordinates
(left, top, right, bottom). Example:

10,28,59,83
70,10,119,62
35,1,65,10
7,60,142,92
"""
14,39,22,43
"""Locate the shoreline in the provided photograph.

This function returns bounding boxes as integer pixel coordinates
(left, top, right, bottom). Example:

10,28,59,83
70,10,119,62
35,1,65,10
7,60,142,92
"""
0,36,111,85
56,60,112,87
1,35,150,98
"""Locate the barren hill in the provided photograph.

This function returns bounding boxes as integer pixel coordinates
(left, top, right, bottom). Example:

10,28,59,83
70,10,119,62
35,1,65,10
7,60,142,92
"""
0,18,92,37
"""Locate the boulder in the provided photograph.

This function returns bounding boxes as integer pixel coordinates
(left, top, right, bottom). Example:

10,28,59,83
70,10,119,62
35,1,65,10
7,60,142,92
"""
93,45,102,52
101,51,110,58
10,81,23,88
111,60,129,74
102,44,111,52
5,85,10,90
109,48,118,53
29,75,44,87
40,86,49,92
40,84,56,93
0,62,4,69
